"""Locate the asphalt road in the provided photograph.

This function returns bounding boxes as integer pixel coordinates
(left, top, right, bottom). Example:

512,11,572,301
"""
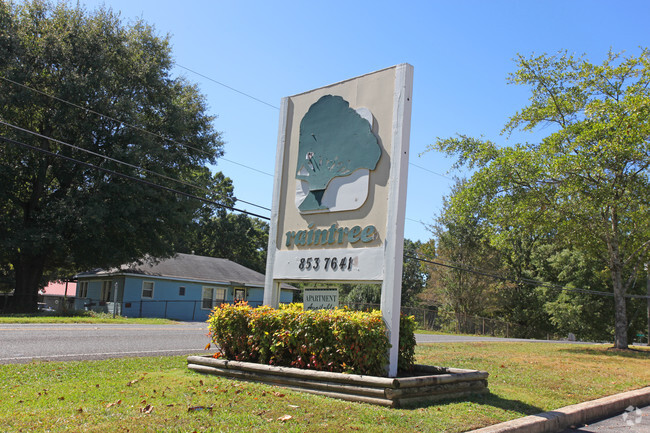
0,324,606,365
559,405,649,432
0,322,210,364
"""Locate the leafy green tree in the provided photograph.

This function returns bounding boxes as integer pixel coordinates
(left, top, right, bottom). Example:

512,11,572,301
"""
339,239,428,308
401,239,429,307
180,211,269,274
343,284,381,307
423,183,501,330
0,1,226,312
430,50,650,348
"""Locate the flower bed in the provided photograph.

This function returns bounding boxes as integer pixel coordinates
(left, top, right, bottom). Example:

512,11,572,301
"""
207,303,416,376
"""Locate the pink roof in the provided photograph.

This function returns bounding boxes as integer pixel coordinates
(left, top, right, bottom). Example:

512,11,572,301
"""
41,281,76,296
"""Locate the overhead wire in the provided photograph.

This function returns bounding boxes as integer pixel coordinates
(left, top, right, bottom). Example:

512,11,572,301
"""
0,71,448,223
407,254,650,300
0,119,271,212
0,75,272,210
174,64,280,110
0,133,271,221
0,74,273,175
3,129,646,302
5,49,646,306
173,65,452,186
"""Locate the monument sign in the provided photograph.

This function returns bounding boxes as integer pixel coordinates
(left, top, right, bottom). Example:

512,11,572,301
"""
264,64,413,376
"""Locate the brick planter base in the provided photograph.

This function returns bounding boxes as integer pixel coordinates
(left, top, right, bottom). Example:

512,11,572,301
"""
187,355,489,408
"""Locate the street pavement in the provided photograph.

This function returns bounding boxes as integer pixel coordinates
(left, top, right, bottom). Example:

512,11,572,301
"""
0,322,209,364
559,405,649,432
0,326,612,364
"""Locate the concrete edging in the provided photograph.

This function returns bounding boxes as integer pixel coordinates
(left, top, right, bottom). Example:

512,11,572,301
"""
468,386,650,433
187,355,489,408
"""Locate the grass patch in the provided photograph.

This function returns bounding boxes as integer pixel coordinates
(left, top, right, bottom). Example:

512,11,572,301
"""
0,343,648,432
0,312,177,325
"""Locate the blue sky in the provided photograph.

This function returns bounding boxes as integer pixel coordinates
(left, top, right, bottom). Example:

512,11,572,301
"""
76,0,650,242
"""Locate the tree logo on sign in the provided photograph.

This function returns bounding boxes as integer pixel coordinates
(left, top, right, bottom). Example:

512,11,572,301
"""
295,95,381,213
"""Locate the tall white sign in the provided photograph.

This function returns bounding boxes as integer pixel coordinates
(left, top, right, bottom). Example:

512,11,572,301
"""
264,64,413,377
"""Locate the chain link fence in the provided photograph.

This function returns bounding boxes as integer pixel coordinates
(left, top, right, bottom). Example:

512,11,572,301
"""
342,302,522,338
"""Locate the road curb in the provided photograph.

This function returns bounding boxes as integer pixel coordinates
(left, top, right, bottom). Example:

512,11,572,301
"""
468,386,650,433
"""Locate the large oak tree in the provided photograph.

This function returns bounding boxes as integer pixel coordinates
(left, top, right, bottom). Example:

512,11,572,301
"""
0,1,225,312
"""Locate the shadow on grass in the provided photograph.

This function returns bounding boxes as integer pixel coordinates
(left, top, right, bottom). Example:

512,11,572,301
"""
558,346,650,359
405,392,544,415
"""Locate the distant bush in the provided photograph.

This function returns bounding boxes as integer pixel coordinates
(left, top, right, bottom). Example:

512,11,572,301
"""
207,303,416,376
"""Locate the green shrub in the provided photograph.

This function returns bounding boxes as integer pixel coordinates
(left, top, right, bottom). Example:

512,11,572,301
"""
207,303,416,376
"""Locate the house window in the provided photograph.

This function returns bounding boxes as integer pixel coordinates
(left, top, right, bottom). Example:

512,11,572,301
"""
101,281,112,302
234,288,246,302
179,286,186,296
202,287,226,310
142,281,154,298
78,281,88,298
202,287,213,310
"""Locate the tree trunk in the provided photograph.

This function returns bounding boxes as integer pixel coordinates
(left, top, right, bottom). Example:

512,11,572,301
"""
647,263,649,346
10,254,46,313
610,265,628,349
606,207,628,350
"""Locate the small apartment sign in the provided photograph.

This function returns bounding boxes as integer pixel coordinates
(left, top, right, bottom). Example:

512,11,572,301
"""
303,288,339,310
264,64,413,377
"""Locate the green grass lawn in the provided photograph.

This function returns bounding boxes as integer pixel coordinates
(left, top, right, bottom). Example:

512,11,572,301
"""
0,342,648,432
0,313,177,325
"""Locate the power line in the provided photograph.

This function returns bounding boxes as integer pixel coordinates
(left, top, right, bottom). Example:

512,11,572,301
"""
409,162,451,180
407,254,650,300
9,126,641,302
0,72,453,224
176,65,453,181
221,157,273,177
0,74,273,180
174,64,280,110
0,134,271,221
406,217,429,224
0,119,271,212
0,73,453,185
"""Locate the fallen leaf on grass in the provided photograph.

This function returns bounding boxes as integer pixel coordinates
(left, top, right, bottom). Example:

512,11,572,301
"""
278,415,293,422
273,392,285,398
106,400,122,408
140,404,154,414
127,380,138,387
288,405,299,409
188,405,214,413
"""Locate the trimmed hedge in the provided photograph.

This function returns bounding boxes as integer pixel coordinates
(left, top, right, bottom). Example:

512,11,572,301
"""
207,303,416,377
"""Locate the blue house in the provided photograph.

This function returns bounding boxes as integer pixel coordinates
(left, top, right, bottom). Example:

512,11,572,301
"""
74,253,296,321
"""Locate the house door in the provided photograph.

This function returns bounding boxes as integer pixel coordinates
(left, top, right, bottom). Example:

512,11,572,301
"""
234,288,246,303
